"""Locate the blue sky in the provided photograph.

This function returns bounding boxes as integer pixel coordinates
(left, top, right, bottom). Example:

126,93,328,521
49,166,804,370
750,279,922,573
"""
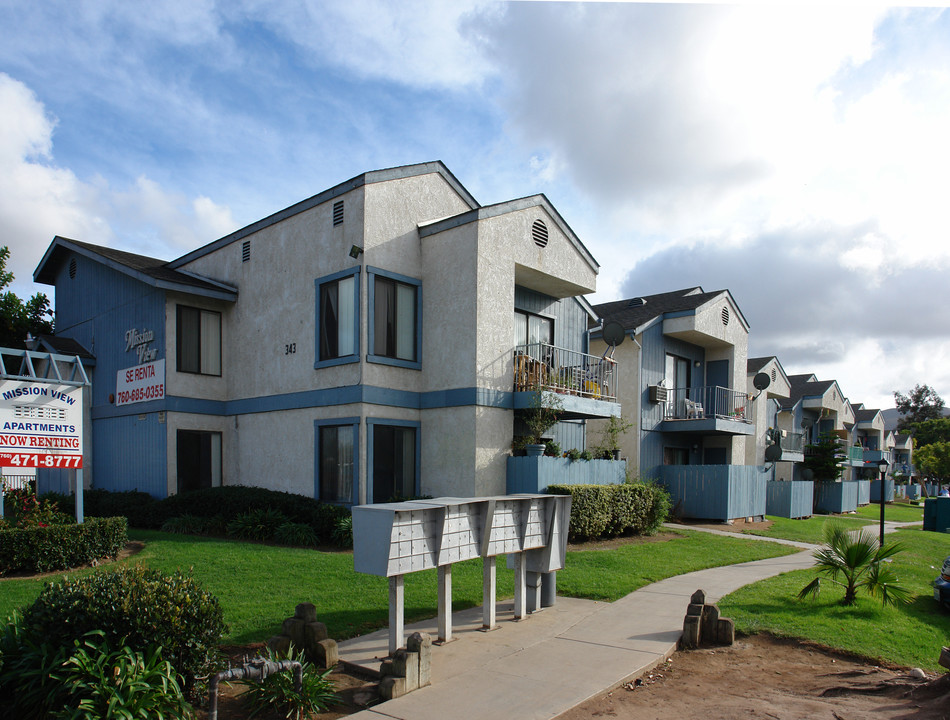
1,1,949,410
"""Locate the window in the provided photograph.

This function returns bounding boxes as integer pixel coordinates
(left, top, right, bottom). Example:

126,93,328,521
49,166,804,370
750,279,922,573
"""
177,430,222,492
177,305,221,375
370,422,418,502
514,309,553,347
369,268,421,368
315,268,359,367
317,423,356,504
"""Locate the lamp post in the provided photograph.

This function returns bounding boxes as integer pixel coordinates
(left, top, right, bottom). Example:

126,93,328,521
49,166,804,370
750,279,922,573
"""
877,457,889,546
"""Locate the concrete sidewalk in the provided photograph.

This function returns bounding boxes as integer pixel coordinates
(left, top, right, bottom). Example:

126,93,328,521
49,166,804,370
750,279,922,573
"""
339,545,817,720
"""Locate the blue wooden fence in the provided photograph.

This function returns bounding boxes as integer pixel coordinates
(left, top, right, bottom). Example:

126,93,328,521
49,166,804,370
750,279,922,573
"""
506,456,626,494
869,479,895,503
814,480,859,514
856,480,870,506
658,465,767,521
766,480,813,519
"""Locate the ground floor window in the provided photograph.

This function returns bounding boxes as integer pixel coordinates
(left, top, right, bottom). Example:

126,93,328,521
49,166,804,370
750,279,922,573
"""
370,422,418,502
663,447,689,465
318,424,356,504
177,430,222,492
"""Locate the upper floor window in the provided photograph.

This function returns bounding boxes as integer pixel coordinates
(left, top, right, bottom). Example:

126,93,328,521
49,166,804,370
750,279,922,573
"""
369,268,421,369
514,309,553,347
177,305,221,375
315,268,360,368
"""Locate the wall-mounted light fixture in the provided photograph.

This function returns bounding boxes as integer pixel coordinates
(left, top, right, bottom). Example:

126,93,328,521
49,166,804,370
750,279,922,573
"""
349,245,364,259
694,360,701,368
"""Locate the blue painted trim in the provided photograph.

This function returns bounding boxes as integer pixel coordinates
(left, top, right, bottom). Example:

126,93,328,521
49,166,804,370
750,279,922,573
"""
314,266,361,369
91,385,518,419
663,309,698,320
366,266,422,370
366,417,421,502
314,417,360,506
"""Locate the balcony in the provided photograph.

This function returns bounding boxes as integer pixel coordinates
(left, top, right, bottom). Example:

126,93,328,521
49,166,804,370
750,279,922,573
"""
514,343,617,401
846,445,864,466
658,386,754,436
779,431,804,462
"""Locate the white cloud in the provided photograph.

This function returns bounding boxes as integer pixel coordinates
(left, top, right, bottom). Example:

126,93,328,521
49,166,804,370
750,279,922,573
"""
0,73,235,298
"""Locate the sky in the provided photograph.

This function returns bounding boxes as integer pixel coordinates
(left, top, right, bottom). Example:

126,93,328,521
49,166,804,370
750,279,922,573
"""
1,0,948,411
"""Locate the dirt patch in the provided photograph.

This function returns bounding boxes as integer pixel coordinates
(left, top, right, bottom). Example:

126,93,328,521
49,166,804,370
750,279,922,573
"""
555,633,950,720
568,530,682,551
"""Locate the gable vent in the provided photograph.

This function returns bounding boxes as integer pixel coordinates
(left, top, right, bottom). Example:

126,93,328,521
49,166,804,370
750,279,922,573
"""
771,368,776,383
333,200,344,227
721,306,730,326
531,219,548,248
242,240,251,263
68,257,77,279
627,297,647,308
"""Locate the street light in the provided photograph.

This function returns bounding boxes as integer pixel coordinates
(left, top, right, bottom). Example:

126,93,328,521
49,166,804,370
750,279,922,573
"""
877,457,889,546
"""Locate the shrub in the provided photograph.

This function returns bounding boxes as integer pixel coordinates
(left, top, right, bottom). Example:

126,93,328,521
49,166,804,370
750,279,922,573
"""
161,514,219,535
2,488,72,529
19,565,227,697
274,521,318,547
227,508,289,541
544,440,561,457
547,481,670,541
235,647,339,720
331,515,353,549
0,516,127,575
82,489,158,529
566,448,582,461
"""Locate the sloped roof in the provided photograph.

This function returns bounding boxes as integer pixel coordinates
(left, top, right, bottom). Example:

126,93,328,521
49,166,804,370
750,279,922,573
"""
592,287,728,332
34,237,237,301
34,334,95,361
855,408,882,423
747,356,775,373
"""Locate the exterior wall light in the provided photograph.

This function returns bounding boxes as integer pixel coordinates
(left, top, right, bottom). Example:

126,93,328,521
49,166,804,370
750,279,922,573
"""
349,245,364,259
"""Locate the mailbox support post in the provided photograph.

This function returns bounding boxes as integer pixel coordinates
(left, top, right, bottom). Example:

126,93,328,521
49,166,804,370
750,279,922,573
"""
513,553,526,620
482,556,496,630
389,575,404,655
437,564,453,643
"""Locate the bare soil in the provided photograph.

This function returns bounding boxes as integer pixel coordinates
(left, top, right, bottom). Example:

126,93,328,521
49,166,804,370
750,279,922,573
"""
556,633,950,720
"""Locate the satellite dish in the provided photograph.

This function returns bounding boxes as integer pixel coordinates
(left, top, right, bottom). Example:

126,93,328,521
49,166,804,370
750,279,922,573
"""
602,321,626,347
764,444,783,462
753,372,771,391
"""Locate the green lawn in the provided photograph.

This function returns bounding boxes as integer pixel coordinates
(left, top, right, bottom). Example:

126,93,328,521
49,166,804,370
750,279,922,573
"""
0,528,797,645
719,526,950,671
854,502,925,524
743,514,873,544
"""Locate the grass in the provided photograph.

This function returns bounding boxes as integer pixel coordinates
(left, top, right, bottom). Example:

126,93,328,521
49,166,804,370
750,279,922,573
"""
0,528,797,644
742,514,873,544
719,526,950,671
854,501,925,524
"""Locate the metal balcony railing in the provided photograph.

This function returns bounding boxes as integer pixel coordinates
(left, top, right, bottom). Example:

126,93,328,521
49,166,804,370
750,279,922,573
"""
780,431,804,453
663,386,752,422
847,445,864,463
513,343,618,402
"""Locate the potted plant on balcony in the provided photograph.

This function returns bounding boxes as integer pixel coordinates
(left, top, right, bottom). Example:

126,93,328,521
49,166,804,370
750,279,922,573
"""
521,385,564,456
593,414,635,460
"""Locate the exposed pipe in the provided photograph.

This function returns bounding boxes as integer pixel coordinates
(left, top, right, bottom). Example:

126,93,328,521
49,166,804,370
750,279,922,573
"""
208,658,303,720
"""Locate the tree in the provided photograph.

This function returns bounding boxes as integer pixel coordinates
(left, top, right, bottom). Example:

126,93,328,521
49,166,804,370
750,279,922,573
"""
905,418,950,449
803,431,845,482
914,441,950,480
798,523,911,607
0,246,53,349
893,384,945,429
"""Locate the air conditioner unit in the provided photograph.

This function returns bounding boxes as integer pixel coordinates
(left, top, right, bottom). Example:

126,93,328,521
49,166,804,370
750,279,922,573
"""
649,384,668,403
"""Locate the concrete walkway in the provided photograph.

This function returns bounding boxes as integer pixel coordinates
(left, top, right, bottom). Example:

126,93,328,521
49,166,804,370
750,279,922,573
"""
339,519,917,720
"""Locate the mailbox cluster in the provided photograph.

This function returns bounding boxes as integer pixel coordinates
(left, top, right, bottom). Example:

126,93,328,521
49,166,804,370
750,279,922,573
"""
353,494,571,654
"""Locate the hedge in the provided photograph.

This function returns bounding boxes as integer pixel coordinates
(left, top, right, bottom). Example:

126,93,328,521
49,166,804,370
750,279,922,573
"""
0,516,128,575
547,482,670,541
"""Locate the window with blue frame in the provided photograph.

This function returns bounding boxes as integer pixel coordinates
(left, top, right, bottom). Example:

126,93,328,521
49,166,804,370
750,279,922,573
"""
316,419,358,504
315,268,360,367
368,268,421,368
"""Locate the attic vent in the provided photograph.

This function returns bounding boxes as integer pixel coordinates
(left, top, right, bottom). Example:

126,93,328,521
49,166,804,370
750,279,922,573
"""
333,200,344,227
242,240,251,263
721,306,730,326
627,297,647,308
531,219,548,248
68,257,77,279
771,368,776,383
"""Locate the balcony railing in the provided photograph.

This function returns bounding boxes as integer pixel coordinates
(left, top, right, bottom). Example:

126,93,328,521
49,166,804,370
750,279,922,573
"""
513,343,617,402
663,386,752,422
847,445,864,463
780,431,804,453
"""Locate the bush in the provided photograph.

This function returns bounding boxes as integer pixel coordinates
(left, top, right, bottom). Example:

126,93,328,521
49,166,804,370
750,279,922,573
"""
236,647,339,719
19,565,227,698
82,489,158,529
227,508,290,541
331,515,353,549
160,514,221,535
274,521,319,547
547,481,670,541
0,516,127,575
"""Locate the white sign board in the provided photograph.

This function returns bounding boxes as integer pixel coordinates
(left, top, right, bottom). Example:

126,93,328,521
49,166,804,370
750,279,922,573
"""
115,359,165,406
0,380,84,469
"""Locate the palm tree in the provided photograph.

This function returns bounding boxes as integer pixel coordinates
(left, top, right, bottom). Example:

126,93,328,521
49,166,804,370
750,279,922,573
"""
798,523,912,607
